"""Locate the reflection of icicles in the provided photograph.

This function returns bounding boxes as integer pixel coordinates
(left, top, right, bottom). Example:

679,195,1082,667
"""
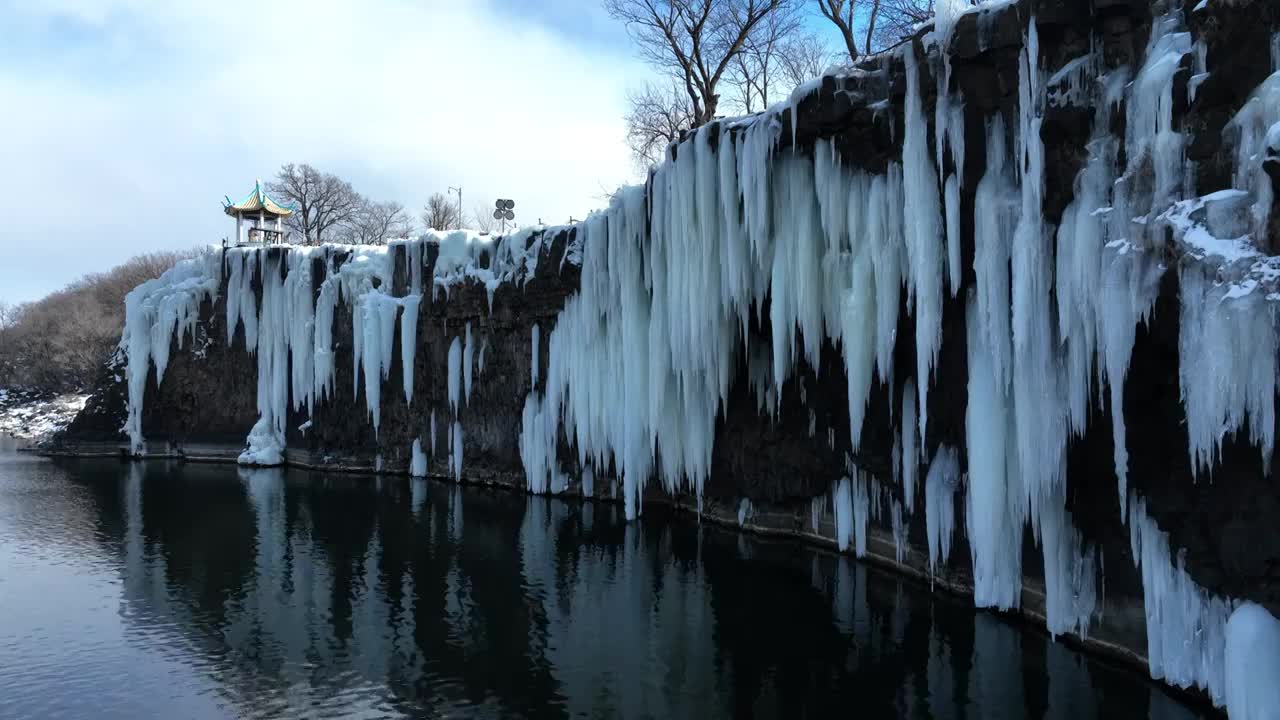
410,478,427,516
969,613,1026,711
1044,639,1098,720
449,484,463,541
926,625,959,718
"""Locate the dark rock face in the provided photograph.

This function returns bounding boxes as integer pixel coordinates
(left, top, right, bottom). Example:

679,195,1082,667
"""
56,0,1280,696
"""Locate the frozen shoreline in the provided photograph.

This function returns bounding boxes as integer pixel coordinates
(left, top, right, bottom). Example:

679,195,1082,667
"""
0,388,89,444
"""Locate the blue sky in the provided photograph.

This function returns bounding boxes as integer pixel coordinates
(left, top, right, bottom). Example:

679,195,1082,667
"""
0,0,651,303
0,0,858,304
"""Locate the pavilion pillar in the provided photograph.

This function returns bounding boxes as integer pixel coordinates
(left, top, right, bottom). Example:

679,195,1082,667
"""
235,215,242,246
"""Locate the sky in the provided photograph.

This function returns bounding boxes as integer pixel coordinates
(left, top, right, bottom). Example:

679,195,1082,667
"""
0,0,650,303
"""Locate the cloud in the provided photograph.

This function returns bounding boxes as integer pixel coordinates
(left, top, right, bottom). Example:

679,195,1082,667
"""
0,0,649,302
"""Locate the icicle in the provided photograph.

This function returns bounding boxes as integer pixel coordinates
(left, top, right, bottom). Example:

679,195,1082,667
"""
462,322,474,404
400,295,420,404
833,476,854,552
891,500,907,563
1225,603,1280,720
931,0,967,50
531,323,540,387
121,252,222,453
1038,481,1097,639
924,445,959,575
1226,69,1280,254
853,471,870,558
901,379,918,513
1010,16,1068,520
1129,495,1231,704
451,420,464,481
964,293,1022,610
901,46,945,448
974,115,1017,391
447,335,462,415
410,438,427,477
1179,267,1277,476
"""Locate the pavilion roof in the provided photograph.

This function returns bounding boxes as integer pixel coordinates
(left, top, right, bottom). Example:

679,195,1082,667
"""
224,179,294,218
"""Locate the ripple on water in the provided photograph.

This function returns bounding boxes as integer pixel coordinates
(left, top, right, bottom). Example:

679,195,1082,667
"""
0,457,1214,720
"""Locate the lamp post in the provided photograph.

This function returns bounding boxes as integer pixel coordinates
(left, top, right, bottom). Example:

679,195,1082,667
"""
448,186,462,230
493,199,515,234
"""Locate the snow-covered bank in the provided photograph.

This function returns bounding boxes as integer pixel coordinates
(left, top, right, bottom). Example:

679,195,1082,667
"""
0,388,89,443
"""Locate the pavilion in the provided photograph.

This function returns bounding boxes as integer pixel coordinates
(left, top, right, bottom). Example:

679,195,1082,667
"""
224,180,294,245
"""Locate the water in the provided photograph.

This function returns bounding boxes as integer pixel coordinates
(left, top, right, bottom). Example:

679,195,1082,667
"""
0,450,1212,719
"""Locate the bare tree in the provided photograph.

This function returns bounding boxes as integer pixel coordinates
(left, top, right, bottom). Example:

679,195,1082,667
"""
815,0,869,60
340,200,412,244
777,32,835,89
605,0,796,128
813,0,941,60
422,192,461,231
0,250,196,392
871,0,938,49
470,204,498,234
269,163,363,244
0,301,15,331
725,5,804,113
625,83,695,167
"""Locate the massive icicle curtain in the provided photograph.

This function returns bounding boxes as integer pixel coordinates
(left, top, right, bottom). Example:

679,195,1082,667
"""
118,1,1280,714
518,4,1280,711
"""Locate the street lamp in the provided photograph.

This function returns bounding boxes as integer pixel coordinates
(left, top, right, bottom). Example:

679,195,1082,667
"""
448,186,462,230
493,199,515,234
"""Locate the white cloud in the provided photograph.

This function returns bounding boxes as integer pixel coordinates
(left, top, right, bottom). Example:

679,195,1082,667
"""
0,0,649,302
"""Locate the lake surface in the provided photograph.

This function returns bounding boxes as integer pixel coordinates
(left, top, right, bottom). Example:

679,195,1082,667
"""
0,448,1211,719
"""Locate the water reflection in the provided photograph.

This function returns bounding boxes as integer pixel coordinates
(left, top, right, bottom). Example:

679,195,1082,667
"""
0,456,1213,719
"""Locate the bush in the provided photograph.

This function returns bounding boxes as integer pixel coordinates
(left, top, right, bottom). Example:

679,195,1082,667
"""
0,250,197,393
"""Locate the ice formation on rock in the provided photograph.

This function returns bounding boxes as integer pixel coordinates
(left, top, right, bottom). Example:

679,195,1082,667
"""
924,445,959,576
1225,602,1280,720
122,229,550,463
116,2,1280,713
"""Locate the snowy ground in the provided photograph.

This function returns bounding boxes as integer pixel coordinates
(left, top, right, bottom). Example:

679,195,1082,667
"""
0,388,89,443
